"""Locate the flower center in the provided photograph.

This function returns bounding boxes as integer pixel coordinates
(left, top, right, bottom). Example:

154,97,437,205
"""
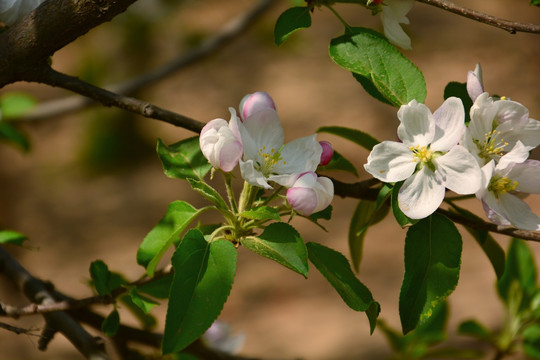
256,146,286,176
488,176,518,198
410,145,433,163
474,130,509,161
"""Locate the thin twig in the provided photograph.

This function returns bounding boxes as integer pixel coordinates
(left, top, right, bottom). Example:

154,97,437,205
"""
416,0,540,34
14,0,275,123
0,246,109,360
0,321,40,336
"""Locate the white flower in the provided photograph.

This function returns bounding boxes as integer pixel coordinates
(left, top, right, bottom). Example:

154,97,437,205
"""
379,0,415,50
466,63,484,102
364,97,482,219
286,171,334,216
0,0,44,26
462,92,540,166
200,108,243,172
477,142,540,231
237,98,322,189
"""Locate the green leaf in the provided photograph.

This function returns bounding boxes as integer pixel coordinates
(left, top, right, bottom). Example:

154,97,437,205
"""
187,178,229,211
307,242,380,333
530,0,540,6
399,213,462,334
137,273,173,299
157,137,212,181
405,301,448,346
239,206,281,222
329,27,426,107
458,319,492,341
391,181,419,228
0,93,36,118
444,82,472,123
137,201,209,277
102,309,120,337
498,238,537,307
274,7,311,46
349,199,390,272
119,293,157,330
90,260,113,296
448,204,505,279
317,149,358,177
0,123,30,152
353,73,395,106
317,126,380,151
129,288,159,314
523,324,540,358
0,230,27,246
241,222,308,277
162,230,236,354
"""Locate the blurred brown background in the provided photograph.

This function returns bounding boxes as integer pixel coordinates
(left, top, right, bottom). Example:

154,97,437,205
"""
1,0,540,358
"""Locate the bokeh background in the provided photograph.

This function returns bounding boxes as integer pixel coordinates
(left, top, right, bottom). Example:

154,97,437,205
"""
1,0,540,358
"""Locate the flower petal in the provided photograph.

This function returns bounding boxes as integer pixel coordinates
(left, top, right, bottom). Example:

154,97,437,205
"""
237,108,284,162
287,187,317,216
239,159,272,189
239,92,276,121
364,141,416,182
273,135,322,175
509,160,540,194
466,63,484,102
398,166,445,219
430,97,465,151
469,93,497,140
498,193,540,231
380,0,414,49
494,98,529,128
397,100,435,146
434,145,482,194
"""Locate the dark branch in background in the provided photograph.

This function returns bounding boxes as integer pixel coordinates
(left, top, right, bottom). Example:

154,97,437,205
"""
13,0,275,122
416,0,540,34
0,246,109,360
31,66,205,133
0,0,138,86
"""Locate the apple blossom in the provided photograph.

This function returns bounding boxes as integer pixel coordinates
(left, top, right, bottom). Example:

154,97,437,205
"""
286,172,334,216
200,108,243,172
239,91,276,122
0,0,44,26
462,92,540,166
476,142,540,231
319,141,334,166
364,97,482,219
237,100,322,189
378,0,415,50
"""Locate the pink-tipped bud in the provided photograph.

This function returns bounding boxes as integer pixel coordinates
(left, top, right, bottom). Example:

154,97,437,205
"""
239,92,276,121
318,141,334,166
286,172,334,216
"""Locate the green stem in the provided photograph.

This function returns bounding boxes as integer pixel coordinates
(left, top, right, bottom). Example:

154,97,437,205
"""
238,181,258,213
325,4,354,32
224,173,239,214
258,186,284,207
208,225,235,242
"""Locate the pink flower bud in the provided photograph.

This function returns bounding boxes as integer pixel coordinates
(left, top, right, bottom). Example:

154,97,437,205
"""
200,109,243,172
239,92,276,122
286,172,334,216
318,141,334,166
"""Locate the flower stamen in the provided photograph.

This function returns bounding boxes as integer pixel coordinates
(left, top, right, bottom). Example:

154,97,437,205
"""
474,130,509,160
488,176,518,198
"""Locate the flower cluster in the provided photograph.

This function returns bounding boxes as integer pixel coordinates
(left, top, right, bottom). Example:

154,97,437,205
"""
364,64,540,230
200,92,334,216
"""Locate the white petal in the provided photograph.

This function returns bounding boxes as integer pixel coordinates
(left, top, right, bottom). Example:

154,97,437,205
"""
430,97,465,151
435,145,482,194
469,93,497,140
398,166,445,219
273,135,322,175
380,0,414,49
509,160,540,194
499,118,540,151
496,141,529,173
287,187,317,216
237,108,283,162
494,98,529,128
480,193,511,226
466,63,484,102
397,100,435,146
239,92,276,121
239,159,272,189
498,194,540,231
312,176,334,213
364,141,416,182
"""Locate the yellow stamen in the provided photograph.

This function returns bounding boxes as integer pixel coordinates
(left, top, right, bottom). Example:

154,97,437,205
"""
489,176,518,197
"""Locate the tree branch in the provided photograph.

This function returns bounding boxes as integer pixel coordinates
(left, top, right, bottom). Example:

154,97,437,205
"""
13,0,275,123
416,0,540,34
0,246,109,360
0,0,139,86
